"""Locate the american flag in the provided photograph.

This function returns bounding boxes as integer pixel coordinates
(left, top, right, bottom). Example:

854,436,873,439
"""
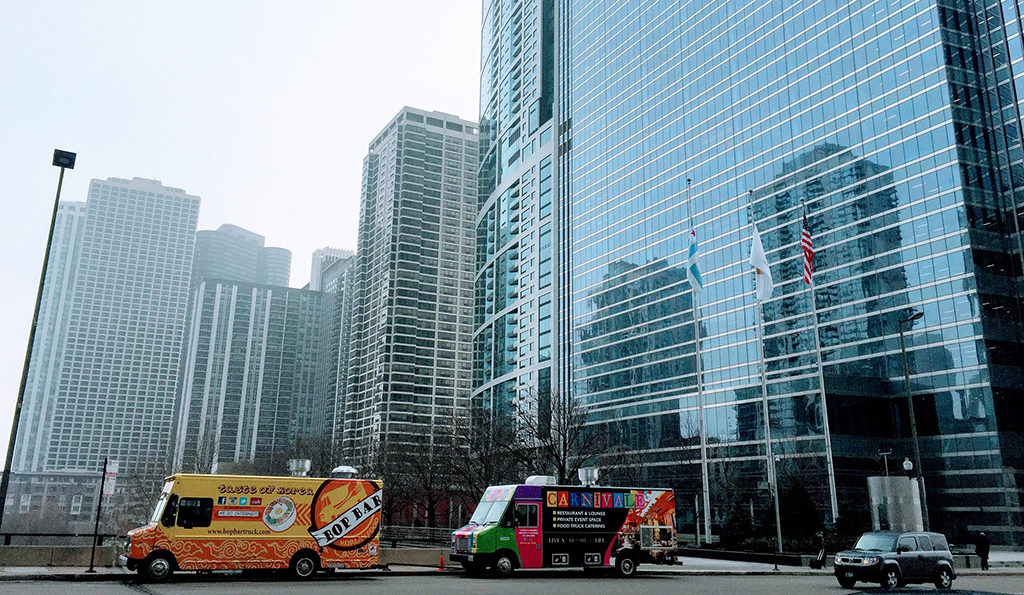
801,213,814,284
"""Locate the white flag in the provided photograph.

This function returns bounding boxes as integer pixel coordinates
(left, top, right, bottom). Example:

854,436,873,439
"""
749,224,774,301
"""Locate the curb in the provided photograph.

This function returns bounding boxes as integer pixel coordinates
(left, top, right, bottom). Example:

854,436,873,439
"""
1,566,1022,582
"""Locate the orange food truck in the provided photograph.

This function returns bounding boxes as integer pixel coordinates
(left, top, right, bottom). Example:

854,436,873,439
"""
123,474,383,581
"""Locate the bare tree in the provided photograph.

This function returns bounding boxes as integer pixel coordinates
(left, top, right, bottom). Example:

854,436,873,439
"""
449,406,530,501
516,389,606,484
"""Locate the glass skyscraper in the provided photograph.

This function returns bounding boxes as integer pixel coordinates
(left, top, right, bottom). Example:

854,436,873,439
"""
475,0,558,423
481,0,1024,544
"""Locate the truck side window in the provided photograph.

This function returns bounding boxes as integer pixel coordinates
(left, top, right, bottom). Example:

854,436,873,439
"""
161,495,178,527
499,502,515,528
917,535,932,551
177,497,213,529
515,503,538,528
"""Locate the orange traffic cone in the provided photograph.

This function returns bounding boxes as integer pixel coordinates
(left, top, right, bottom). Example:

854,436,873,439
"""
438,553,445,571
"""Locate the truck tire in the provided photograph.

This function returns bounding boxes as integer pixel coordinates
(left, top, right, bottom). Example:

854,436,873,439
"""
493,551,516,577
290,550,320,579
141,552,174,582
615,554,637,578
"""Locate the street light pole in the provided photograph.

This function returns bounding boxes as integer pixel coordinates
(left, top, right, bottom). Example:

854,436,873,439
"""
898,311,929,531
879,449,892,477
0,150,76,529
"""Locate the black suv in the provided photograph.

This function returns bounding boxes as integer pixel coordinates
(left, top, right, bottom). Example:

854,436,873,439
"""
834,530,956,590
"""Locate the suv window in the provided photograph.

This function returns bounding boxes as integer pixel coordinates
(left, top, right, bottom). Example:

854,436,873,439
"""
897,536,919,552
917,535,932,550
931,534,949,551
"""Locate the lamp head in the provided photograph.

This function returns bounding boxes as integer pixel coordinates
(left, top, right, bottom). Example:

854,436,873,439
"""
52,149,76,169
902,457,913,472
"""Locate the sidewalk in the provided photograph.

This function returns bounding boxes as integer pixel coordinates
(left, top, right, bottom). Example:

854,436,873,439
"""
1,555,1022,581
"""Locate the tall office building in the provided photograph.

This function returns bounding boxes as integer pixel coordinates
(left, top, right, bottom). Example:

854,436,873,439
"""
11,202,88,474
345,107,478,465
482,1,1024,543
172,282,329,473
192,224,292,287
475,0,558,423
44,177,200,478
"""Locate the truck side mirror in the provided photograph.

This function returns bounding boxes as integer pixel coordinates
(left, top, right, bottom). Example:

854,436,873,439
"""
897,545,910,554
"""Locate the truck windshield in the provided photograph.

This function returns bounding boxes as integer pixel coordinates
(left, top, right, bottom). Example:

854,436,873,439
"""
148,481,174,524
854,534,896,552
469,500,507,525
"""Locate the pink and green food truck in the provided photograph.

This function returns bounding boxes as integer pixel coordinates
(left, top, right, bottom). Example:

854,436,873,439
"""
450,480,676,577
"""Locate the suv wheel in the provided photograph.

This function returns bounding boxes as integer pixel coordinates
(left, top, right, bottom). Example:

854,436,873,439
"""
879,567,900,590
934,567,953,590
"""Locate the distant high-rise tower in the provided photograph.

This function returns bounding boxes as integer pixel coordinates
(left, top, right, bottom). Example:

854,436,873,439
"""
11,202,88,473
173,281,328,473
309,247,354,291
44,178,200,477
345,107,478,464
192,224,291,287
308,248,357,445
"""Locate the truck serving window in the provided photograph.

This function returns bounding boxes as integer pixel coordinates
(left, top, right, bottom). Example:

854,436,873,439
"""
177,497,214,529
515,503,538,528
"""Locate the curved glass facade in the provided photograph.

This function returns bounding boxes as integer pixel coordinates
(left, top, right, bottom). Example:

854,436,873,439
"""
475,0,558,418
561,0,1024,544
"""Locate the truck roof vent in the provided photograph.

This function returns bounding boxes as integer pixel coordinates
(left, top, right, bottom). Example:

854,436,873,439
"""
525,475,557,485
578,467,599,487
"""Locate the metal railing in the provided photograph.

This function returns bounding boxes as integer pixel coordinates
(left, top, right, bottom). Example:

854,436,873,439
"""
379,526,454,547
0,532,119,546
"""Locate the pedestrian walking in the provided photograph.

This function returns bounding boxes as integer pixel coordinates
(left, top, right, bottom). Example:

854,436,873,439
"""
975,531,990,571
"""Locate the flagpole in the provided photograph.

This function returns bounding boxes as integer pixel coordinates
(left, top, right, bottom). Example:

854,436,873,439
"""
802,201,839,524
750,190,782,557
687,178,712,545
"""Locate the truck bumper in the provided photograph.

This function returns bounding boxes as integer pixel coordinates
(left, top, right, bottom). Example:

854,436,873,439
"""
834,564,883,582
451,552,494,567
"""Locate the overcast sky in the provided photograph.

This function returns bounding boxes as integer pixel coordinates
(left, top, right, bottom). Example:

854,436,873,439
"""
0,0,482,464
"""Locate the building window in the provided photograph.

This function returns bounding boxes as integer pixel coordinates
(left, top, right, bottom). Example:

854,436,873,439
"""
19,494,31,514
70,494,83,515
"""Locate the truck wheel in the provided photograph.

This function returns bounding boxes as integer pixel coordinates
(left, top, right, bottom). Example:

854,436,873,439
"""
142,552,174,582
290,550,320,579
836,576,856,588
493,552,516,577
879,567,900,590
934,567,953,590
615,554,637,577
